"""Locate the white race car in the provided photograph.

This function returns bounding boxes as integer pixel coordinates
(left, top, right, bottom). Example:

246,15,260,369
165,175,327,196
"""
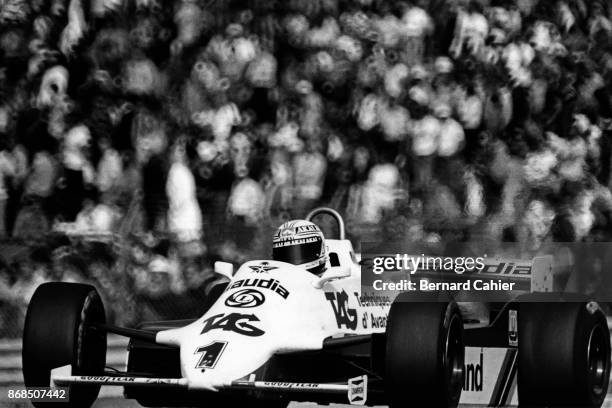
22,208,611,407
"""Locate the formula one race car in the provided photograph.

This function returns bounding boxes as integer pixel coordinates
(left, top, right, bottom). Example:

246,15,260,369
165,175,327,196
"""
22,208,611,407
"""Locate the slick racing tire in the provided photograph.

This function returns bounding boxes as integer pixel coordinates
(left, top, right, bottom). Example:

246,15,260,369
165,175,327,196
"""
517,293,611,407
23,282,107,408
385,293,464,408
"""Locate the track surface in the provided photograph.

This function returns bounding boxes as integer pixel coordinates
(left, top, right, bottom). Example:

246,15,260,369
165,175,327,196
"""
0,398,610,408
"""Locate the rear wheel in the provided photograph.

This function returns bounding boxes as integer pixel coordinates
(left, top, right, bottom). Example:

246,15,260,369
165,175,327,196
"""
23,282,107,408
385,293,464,407
517,294,611,407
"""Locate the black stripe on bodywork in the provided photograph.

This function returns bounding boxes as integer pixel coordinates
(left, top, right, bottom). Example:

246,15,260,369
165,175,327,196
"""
489,348,518,407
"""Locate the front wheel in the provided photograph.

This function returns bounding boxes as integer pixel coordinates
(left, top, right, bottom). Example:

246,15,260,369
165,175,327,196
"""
385,293,464,407
23,282,107,408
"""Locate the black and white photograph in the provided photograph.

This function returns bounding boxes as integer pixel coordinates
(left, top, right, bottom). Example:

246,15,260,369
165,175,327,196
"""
2,0,612,406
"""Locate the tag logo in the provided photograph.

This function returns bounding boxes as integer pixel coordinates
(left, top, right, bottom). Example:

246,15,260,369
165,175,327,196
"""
325,290,358,330
201,313,265,337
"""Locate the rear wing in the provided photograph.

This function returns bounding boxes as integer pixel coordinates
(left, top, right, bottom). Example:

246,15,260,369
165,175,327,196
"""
410,255,554,293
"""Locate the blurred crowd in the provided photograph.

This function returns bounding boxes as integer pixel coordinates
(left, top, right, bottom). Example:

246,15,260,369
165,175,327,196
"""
0,233,232,336
3,0,612,334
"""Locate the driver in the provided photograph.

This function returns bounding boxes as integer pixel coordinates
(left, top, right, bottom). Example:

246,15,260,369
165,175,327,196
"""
272,220,328,275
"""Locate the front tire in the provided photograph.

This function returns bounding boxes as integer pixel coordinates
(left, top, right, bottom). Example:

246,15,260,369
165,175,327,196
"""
385,293,464,407
517,294,611,407
23,282,107,408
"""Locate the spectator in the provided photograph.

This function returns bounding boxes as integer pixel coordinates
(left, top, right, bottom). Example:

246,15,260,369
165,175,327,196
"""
166,140,202,242
58,125,94,221
410,99,440,192
0,140,15,237
435,102,465,192
96,136,123,202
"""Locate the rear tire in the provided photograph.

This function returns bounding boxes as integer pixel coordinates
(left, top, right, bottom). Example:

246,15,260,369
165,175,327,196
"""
385,293,464,407
517,294,611,407
23,282,107,408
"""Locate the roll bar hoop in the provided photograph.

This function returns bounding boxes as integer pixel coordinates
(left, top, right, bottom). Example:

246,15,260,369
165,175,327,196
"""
305,207,346,240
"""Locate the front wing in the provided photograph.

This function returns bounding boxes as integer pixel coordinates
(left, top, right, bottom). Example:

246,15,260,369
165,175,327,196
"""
50,366,368,406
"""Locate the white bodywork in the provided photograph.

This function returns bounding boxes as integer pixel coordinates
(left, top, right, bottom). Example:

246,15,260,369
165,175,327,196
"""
153,239,386,391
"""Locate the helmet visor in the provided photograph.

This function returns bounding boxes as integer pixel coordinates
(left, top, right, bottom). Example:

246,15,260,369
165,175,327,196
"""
272,239,323,266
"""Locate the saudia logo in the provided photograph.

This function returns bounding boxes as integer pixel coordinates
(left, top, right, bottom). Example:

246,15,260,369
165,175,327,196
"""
229,278,290,299
478,263,531,276
463,351,483,392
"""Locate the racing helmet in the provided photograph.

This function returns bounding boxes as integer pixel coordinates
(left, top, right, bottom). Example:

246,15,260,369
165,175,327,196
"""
272,220,328,275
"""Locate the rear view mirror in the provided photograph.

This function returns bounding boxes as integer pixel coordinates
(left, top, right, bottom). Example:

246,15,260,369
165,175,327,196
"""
214,261,234,279
314,265,351,289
